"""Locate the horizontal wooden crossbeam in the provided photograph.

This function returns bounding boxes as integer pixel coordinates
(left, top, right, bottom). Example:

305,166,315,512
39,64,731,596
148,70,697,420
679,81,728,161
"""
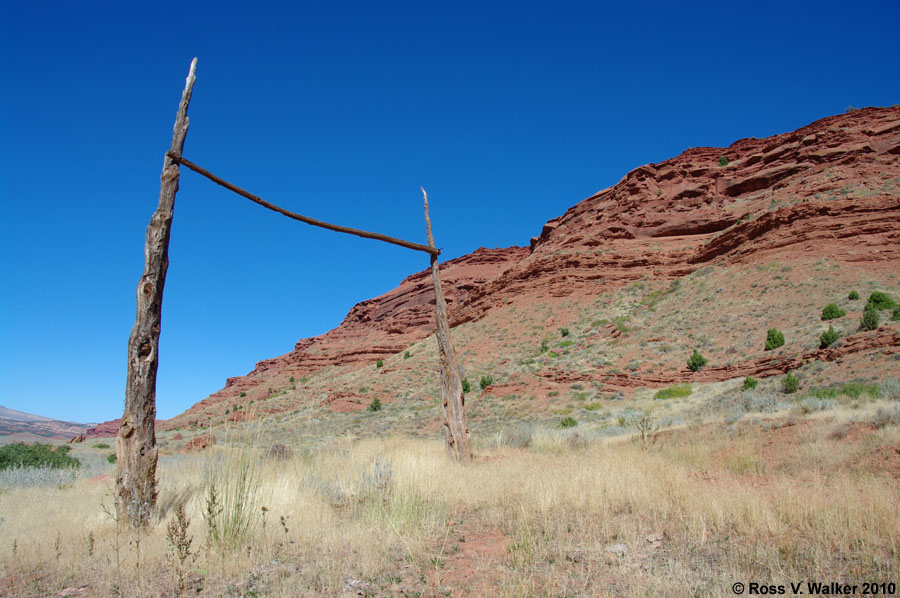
166,151,441,256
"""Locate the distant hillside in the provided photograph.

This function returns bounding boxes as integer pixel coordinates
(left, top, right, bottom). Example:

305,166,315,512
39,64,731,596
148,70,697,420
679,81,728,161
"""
0,406,90,444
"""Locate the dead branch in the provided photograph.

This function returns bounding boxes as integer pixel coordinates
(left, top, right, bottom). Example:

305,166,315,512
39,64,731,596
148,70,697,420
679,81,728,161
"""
167,152,440,256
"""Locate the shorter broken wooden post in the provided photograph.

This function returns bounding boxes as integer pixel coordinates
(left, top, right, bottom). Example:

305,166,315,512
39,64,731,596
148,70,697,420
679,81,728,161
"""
423,188,472,460
117,58,197,526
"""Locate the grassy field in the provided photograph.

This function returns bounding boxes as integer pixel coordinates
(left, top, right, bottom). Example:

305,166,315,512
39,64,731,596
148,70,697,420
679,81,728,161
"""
1,392,899,597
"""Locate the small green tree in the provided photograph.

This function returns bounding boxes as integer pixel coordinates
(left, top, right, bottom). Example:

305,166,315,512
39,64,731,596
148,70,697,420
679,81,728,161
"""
376,359,384,368
867,291,897,311
819,325,840,349
687,350,707,372
367,398,382,412
765,328,785,351
718,156,729,166
403,351,411,359
821,303,845,320
480,374,494,390
848,290,860,300
860,304,879,331
559,328,570,337
461,378,471,393
892,306,900,321
741,376,758,391
782,371,800,394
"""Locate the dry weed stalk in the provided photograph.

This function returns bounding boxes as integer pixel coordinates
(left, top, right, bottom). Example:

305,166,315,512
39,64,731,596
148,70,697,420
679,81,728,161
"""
634,416,660,450
166,502,196,596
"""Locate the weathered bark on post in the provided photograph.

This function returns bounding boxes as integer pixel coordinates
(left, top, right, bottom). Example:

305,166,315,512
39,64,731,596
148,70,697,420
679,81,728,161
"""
116,58,197,526
422,188,472,460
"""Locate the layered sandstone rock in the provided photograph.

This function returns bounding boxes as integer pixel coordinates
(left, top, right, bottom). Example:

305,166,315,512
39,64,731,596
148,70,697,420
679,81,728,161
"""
165,107,900,428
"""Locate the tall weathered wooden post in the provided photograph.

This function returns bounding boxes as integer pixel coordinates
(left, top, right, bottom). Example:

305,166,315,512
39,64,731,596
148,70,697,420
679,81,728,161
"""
116,58,197,526
423,189,472,460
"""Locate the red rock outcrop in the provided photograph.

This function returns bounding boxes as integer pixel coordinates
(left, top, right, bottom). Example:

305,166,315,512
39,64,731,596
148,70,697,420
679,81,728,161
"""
165,246,528,427
454,107,900,323
183,434,216,451
166,107,900,428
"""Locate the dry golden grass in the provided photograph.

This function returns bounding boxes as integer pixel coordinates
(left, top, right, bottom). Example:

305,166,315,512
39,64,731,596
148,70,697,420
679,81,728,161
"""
1,417,898,597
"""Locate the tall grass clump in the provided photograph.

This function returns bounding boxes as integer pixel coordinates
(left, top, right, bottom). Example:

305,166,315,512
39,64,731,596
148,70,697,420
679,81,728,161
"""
203,445,261,550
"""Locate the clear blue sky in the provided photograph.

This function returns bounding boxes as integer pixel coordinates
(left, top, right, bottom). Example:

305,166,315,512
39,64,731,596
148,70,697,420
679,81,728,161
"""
1,1,898,423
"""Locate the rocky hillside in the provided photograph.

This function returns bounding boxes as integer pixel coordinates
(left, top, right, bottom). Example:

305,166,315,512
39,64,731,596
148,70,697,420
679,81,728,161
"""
161,107,900,437
0,406,89,444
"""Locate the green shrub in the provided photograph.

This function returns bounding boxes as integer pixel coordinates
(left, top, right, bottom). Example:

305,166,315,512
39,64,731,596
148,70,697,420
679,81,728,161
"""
480,375,494,390
808,382,879,400
461,378,471,393
92,443,110,449
848,290,860,300
367,398,382,412
376,359,384,368
584,402,603,411
559,328,570,337
860,305,880,331
687,350,707,372
540,339,549,353
653,384,692,400
107,453,117,464
559,417,578,428
821,303,845,320
867,291,897,311
892,307,900,321
0,443,80,470
741,376,758,391
782,372,800,394
764,328,785,351
718,156,729,166
239,392,247,397
819,325,840,349
403,351,411,360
